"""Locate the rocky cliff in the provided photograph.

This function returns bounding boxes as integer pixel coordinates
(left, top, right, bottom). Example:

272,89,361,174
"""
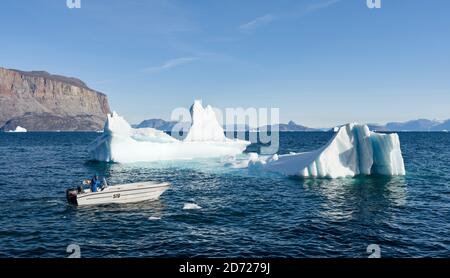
0,67,110,131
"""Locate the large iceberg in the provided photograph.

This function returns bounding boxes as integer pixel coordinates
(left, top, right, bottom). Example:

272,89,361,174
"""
248,123,405,178
88,101,250,163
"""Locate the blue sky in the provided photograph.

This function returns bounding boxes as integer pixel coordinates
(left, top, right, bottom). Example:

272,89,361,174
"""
0,0,449,127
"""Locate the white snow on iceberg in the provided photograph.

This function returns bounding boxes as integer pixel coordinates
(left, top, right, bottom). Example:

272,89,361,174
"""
8,126,27,133
88,101,250,163
184,100,227,142
183,203,202,210
248,123,405,178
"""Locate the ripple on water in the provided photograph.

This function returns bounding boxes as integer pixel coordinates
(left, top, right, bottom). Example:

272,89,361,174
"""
0,132,449,257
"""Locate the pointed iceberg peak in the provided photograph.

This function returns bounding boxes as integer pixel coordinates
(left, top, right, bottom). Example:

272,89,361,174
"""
110,111,121,118
251,123,405,178
104,111,132,136
184,100,227,142
190,99,203,111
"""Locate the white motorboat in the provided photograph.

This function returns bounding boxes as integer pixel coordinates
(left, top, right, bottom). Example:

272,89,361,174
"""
66,181,169,206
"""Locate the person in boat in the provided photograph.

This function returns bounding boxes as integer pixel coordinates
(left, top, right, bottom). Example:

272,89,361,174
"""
90,174,101,193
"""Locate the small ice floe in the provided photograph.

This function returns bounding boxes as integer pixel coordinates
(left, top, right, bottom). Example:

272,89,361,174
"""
148,216,161,221
8,126,27,133
224,152,260,169
183,203,202,210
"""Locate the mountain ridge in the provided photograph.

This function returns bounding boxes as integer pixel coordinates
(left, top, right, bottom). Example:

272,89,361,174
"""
0,67,110,131
135,118,450,132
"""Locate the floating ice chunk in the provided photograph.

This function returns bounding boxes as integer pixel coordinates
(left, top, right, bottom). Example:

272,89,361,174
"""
250,123,405,178
8,126,27,132
183,203,202,210
224,152,262,169
88,102,250,163
269,154,279,162
247,153,269,172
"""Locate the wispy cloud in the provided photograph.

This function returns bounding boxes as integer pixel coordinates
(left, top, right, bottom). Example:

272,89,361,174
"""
238,0,341,32
305,0,341,13
143,57,200,73
238,14,275,32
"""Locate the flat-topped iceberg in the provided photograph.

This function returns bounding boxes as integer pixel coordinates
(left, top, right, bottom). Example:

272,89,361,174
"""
248,123,405,178
88,101,250,163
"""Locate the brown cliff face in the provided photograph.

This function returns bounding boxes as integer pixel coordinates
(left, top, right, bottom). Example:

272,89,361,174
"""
0,67,111,131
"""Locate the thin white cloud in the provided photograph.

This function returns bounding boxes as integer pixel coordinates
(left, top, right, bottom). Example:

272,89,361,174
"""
143,57,200,73
238,0,341,32
305,0,341,13
238,14,275,32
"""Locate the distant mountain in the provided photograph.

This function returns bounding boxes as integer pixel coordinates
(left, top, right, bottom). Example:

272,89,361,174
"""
431,119,450,131
134,119,178,131
0,67,110,131
384,119,441,131
260,121,318,131
134,118,450,133
368,119,449,132
135,118,318,132
328,119,450,132
223,124,251,132
366,123,387,131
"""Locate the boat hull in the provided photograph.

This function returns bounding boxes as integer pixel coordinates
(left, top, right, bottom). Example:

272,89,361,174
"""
72,181,169,206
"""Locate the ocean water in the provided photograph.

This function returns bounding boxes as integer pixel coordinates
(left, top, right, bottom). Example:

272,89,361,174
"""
0,132,449,258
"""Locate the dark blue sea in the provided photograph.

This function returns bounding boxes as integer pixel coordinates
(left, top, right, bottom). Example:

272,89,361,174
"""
0,132,449,258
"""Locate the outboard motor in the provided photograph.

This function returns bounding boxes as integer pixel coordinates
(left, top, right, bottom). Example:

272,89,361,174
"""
66,188,78,205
